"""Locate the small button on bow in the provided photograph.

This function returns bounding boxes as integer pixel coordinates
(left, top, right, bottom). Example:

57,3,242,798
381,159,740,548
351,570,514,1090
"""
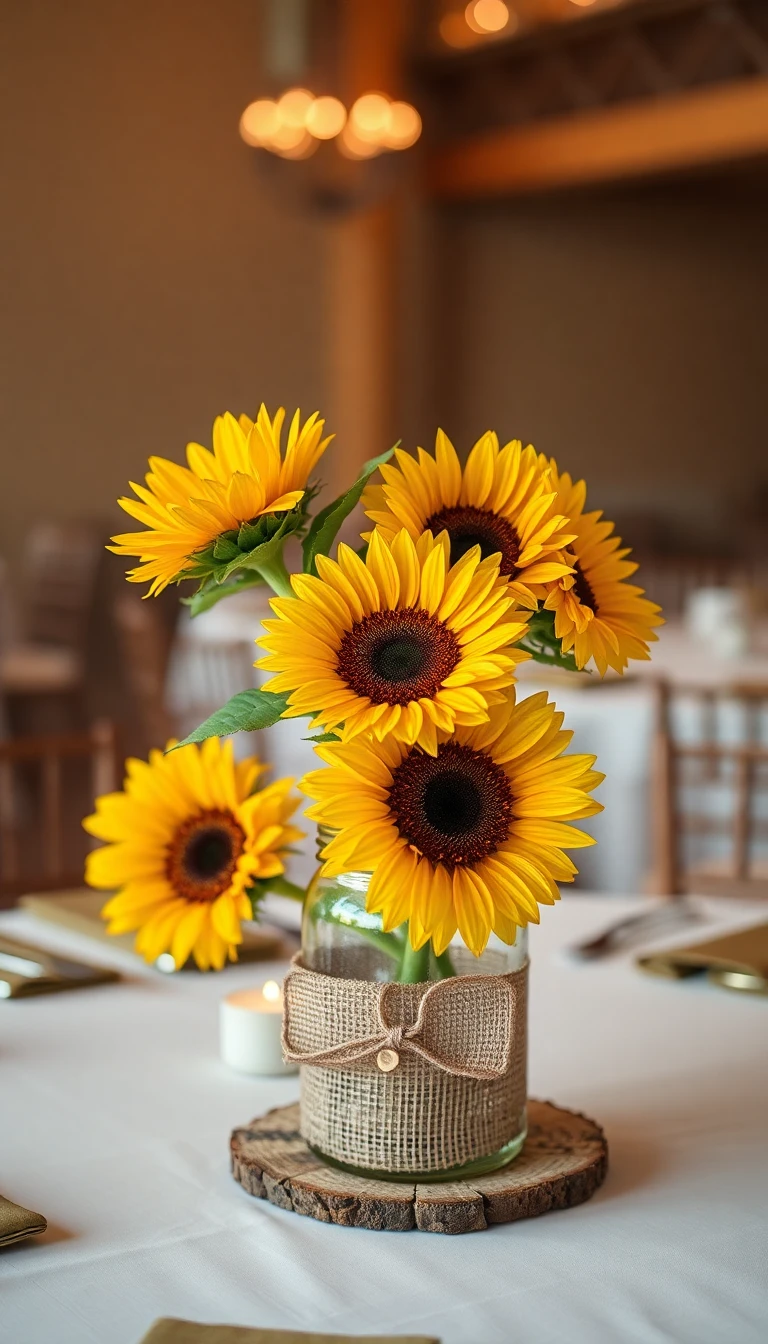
377,1048,399,1072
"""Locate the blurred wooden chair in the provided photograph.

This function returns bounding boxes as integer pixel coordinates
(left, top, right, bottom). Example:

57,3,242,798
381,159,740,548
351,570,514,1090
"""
113,594,263,754
0,523,101,705
113,593,176,752
0,720,118,905
635,554,761,622
653,680,768,898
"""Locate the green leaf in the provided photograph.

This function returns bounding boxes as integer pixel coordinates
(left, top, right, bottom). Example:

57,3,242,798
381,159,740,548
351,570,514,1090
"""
170,689,290,749
219,512,297,582
518,608,584,675
302,731,340,744
212,534,242,562
183,572,266,617
246,874,307,921
237,518,270,551
302,443,399,575
526,647,582,673
178,510,304,595
523,609,559,642
182,545,219,579
251,875,307,905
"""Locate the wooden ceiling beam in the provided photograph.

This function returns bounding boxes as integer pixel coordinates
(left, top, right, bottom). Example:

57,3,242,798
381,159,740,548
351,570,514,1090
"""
425,77,768,199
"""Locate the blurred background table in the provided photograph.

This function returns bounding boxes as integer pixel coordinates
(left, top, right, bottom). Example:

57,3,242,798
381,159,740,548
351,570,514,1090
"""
515,618,768,894
1,895,766,1344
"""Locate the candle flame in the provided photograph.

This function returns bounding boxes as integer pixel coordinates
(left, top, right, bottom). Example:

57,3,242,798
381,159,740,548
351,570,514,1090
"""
263,979,281,1002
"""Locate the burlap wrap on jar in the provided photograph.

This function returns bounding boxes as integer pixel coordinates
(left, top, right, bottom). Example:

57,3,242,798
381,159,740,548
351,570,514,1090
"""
282,954,528,1175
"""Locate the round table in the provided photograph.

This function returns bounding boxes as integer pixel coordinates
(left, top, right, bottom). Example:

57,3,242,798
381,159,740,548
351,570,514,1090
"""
1,896,766,1344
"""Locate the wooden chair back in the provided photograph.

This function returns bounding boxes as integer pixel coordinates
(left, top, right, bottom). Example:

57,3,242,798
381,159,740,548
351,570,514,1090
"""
113,593,176,752
635,555,758,621
653,680,768,898
113,596,263,754
0,720,118,904
22,522,101,649
0,557,19,652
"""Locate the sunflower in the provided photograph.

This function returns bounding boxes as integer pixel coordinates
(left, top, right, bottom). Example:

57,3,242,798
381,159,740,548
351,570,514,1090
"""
83,737,302,970
302,688,603,957
257,527,530,755
362,430,575,609
539,461,664,676
110,405,332,596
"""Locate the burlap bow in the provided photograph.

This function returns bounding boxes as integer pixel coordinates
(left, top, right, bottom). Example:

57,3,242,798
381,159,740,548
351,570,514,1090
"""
282,955,526,1081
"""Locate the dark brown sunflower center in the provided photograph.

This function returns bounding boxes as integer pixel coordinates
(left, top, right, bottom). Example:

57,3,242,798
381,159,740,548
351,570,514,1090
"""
336,608,460,706
165,808,245,901
387,742,513,867
572,562,597,612
425,505,521,576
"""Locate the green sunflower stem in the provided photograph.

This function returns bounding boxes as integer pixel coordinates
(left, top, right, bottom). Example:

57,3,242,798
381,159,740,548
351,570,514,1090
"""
398,940,431,984
263,876,306,902
432,945,457,979
352,925,405,963
309,892,404,963
253,548,294,598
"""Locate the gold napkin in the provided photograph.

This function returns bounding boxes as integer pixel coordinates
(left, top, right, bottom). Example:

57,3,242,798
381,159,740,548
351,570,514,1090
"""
0,1194,47,1248
637,921,768,995
139,1322,439,1344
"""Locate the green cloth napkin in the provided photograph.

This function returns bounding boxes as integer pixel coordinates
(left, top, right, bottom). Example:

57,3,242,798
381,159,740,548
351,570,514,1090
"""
0,1194,47,1248
140,1322,439,1344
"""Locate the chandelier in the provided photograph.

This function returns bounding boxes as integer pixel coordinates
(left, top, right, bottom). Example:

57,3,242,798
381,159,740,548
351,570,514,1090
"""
240,88,421,162
238,0,421,188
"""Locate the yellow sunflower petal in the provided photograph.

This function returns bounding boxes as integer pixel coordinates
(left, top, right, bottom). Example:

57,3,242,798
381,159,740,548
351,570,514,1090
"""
540,461,664,675
210,892,245,945
304,687,598,957
84,740,299,969
361,429,570,604
112,407,330,595
258,527,518,749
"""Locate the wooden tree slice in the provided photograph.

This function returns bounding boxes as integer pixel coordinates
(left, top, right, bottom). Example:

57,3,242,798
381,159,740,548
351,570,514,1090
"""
230,1099,607,1235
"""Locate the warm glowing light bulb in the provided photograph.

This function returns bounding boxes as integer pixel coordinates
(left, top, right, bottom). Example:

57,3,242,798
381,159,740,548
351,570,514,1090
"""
267,122,309,153
306,95,347,140
439,12,476,47
383,102,422,151
277,135,318,160
338,121,382,159
349,92,392,144
466,0,509,33
276,87,314,129
262,980,281,1002
239,99,279,146
568,0,597,6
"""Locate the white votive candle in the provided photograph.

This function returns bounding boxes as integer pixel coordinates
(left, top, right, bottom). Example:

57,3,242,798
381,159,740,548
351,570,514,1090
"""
220,979,297,1076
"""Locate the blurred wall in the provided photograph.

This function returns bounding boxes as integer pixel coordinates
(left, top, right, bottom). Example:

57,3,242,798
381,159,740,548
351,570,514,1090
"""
0,0,327,571
432,179,768,551
3,0,767,573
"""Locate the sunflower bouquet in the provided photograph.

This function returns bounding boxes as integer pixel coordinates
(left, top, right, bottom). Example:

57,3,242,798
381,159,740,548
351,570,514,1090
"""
86,406,661,976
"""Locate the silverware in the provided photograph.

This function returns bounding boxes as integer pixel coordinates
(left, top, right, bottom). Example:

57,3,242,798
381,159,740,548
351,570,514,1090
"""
0,935,120,998
567,898,701,961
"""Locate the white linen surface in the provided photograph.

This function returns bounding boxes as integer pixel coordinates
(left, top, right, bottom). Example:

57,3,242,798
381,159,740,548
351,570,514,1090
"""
1,897,766,1344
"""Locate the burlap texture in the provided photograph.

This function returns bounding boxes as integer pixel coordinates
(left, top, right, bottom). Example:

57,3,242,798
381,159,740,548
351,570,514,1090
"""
283,956,528,1175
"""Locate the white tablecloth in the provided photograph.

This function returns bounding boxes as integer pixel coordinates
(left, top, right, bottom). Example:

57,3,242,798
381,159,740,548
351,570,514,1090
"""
1,898,766,1344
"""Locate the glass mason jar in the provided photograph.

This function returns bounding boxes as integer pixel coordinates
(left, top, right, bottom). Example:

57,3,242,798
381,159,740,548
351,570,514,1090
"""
298,829,529,1183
